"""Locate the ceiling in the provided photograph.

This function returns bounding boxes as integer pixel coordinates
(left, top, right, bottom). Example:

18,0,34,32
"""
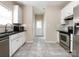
17,1,70,15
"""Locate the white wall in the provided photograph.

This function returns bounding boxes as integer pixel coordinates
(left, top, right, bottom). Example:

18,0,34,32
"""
22,6,62,43
23,6,34,43
44,6,61,43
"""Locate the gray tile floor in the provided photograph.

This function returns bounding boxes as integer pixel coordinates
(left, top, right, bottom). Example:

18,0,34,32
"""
13,37,72,57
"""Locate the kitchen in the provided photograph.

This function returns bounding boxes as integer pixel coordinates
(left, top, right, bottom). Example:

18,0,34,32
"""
58,1,79,57
0,1,79,57
0,1,26,57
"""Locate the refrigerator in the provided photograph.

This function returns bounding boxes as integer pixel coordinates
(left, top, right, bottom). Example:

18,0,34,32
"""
72,5,79,57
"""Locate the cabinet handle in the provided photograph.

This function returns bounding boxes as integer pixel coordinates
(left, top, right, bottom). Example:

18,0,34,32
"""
0,38,8,43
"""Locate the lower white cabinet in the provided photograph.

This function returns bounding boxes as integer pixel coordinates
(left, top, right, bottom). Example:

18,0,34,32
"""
9,32,26,56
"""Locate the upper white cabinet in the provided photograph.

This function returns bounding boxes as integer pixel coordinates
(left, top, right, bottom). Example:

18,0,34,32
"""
61,1,79,24
13,5,22,24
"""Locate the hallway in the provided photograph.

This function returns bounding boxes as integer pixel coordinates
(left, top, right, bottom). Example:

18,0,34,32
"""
13,37,72,57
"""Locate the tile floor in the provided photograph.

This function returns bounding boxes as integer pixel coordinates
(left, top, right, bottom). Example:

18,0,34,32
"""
13,37,72,57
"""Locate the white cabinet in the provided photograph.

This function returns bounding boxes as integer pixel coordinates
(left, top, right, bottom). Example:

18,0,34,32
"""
13,5,22,24
9,32,26,56
61,1,79,24
9,38,18,56
22,32,26,43
61,10,65,24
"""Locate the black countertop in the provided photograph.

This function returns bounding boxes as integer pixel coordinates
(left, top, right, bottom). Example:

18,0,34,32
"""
0,30,26,38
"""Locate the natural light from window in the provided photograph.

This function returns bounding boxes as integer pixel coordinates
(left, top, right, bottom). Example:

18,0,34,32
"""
36,20,42,29
0,5,12,25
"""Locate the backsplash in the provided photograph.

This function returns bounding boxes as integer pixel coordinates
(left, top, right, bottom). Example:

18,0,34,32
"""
0,25,5,33
65,20,73,26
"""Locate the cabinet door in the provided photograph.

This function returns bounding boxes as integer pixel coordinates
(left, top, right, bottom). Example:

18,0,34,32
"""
13,5,22,24
61,10,65,24
61,2,75,24
18,37,23,48
9,32,26,56
22,32,26,44
9,38,18,56
13,5,19,23
9,34,19,56
18,6,22,24
65,2,73,17
61,1,79,20
67,1,79,16
19,32,26,46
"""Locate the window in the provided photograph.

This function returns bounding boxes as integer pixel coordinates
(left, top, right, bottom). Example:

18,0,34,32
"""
36,20,42,29
0,5,12,25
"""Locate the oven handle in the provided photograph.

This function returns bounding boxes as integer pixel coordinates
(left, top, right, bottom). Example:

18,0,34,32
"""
0,37,9,43
60,33,69,36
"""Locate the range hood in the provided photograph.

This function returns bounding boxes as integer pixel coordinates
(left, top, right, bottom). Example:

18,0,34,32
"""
64,15,73,20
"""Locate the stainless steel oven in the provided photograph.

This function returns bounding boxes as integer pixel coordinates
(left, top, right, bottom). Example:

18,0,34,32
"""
59,32,70,52
60,33,70,47
0,36,9,57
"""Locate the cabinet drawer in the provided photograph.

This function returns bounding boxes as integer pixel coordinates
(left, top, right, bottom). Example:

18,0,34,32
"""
9,34,21,40
9,38,18,56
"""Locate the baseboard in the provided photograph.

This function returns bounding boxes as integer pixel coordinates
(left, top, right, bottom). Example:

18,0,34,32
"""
26,41,33,43
45,41,59,43
26,40,59,44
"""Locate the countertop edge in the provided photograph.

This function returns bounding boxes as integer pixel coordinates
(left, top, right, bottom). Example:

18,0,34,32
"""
0,30,27,38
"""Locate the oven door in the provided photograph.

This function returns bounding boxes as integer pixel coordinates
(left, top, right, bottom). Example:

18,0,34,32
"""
0,36,9,57
60,33,70,48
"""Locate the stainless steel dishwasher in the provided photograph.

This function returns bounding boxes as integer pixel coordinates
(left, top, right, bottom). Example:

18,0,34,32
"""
0,36,9,57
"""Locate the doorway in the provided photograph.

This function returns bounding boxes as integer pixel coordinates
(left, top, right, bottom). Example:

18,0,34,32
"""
35,15,44,37
33,7,45,43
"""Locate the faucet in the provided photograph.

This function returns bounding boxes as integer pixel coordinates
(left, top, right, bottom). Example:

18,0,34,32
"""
5,24,8,32
5,23,13,32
